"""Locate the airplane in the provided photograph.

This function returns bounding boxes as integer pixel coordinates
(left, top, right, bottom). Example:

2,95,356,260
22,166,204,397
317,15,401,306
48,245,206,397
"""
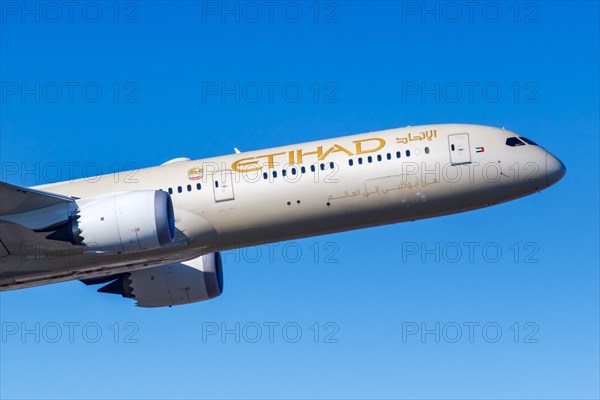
0,124,566,307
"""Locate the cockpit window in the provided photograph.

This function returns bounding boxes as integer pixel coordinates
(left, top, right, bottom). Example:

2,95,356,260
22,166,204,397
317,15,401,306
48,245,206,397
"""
519,136,538,146
506,137,526,147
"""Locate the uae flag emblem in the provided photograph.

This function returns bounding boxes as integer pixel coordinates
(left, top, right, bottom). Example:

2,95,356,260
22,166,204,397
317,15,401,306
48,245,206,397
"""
475,147,485,153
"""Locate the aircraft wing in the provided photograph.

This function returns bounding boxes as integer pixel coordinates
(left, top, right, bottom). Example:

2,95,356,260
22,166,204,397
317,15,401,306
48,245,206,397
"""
0,181,76,257
0,181,75,216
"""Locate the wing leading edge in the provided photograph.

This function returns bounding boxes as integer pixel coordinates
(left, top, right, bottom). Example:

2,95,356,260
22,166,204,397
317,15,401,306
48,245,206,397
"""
0,181,75,216
0,181,77,257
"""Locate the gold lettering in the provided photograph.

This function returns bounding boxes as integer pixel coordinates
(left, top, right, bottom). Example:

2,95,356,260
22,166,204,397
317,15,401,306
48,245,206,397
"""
255,152,287,169
232,157,261,173
354,138,385,155
296,146,323,164
319,144,354,160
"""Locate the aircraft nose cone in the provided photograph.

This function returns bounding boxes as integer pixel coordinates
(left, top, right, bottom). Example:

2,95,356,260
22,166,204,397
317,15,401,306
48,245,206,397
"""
546,152,566,187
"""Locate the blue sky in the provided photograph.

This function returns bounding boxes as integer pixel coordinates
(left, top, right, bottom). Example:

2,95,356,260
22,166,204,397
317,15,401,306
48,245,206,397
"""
0,1,598,399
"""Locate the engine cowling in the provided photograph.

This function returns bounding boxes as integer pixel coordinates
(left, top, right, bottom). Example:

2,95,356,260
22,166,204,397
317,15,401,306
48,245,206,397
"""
50,190,175,253
97,253,224,307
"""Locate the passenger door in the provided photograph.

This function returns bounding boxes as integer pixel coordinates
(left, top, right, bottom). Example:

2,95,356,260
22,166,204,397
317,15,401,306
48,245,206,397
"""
211,170,235,202
448,133,471,165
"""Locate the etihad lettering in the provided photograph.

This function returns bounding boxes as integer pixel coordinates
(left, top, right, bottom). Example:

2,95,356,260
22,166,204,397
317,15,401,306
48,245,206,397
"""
319,144,354,160
353,138,385,155
230,136,389,173
296,146,323,164
231,157,262,173
255,152,287,169
396,130,437,144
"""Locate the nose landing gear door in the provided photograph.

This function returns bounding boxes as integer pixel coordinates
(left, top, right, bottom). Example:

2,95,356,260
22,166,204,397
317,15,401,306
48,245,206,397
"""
448,133,472,165
211,170,235,202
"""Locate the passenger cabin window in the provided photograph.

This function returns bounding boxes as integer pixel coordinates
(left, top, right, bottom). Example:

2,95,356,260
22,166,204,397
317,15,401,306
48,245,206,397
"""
177,186,182,193
519,136,538,146
506,137,526,147
196,183,201,190
425,147,430,154
168,188,173,194
187,184,192,192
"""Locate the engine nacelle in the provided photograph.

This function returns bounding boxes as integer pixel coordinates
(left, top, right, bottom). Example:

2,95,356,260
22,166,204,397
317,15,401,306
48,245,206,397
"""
50,190,175,253
96,253,224,307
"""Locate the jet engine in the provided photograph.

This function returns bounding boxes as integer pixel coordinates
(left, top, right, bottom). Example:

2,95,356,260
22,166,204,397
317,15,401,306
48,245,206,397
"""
91,253,223,307
47,190,175,253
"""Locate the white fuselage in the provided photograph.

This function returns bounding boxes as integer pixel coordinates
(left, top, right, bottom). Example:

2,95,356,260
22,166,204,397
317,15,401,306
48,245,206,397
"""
0,124,565,289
